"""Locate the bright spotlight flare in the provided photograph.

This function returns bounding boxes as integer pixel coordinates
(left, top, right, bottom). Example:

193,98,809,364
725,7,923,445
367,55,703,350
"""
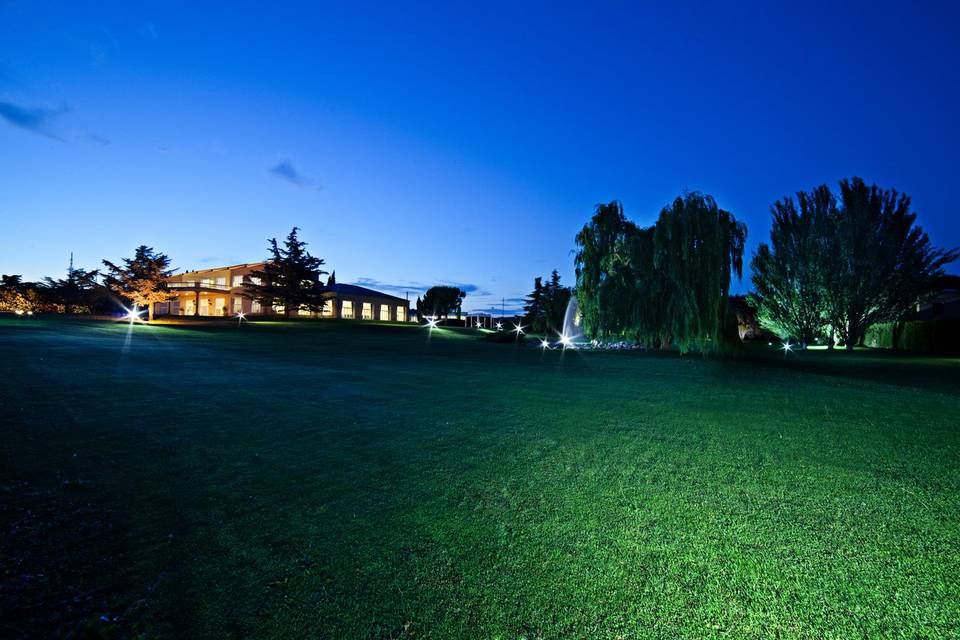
495,322,503,331
781,340,793,354
425,317,439,330
125,304,145,324
559,333,573,348
513,322,524,336
236,311,246,323
540,338,551,350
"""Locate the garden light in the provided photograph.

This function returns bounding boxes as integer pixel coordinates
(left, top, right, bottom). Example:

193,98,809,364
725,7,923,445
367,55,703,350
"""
496,322,503,331
125,305,145,323
513,322,524,335
540,339,550,349
426,318,438,330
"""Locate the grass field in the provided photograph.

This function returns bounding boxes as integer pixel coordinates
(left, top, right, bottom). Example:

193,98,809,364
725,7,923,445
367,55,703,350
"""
1,317,958,639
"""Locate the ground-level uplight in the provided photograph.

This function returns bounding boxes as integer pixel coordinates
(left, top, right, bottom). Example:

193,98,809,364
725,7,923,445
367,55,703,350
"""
513,322,525,336
540,338,551,349
559,334,572,348
125,305,145,324
496,322,503,331
15,310,24,315
425,317,438,330
781,340,793,354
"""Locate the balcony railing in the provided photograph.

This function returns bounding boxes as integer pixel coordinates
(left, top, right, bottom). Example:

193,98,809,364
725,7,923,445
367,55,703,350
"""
168,281,232,291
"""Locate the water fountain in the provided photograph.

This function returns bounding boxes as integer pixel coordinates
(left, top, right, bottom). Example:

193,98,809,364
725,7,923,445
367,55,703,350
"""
561,296,585,344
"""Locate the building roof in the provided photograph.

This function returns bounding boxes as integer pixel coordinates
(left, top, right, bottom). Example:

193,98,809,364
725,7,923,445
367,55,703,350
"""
177,261,268,275
325,283,408,303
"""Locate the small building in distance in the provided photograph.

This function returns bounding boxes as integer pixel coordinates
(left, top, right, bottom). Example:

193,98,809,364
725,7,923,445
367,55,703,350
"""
154,262,410,321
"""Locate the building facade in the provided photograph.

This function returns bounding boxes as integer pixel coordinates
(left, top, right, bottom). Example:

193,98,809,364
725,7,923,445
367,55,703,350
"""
154,262,410,322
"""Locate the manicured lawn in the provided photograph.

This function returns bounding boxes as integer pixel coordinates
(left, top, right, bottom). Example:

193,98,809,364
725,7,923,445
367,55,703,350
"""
1,317,958,639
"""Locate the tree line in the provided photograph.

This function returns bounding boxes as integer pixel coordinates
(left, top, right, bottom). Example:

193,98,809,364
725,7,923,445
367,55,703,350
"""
563,179,956,352
750,177,957,349
570,192,745,353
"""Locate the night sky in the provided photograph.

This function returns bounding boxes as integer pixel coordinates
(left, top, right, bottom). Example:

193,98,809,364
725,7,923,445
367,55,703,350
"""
2,1,958,313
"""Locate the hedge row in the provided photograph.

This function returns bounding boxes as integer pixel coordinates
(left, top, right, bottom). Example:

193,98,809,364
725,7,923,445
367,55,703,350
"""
865,319,960,355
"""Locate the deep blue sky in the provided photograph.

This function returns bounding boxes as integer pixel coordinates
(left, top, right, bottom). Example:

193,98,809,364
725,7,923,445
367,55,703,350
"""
2,1,958,313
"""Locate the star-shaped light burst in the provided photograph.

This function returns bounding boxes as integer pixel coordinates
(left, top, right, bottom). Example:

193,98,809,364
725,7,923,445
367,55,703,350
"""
125,305,145,324
781,340,793,354
236,311,246,323
559,334,573,349
495,322,503,331
513,322,525,336
426,317,439,330
540,338,551,350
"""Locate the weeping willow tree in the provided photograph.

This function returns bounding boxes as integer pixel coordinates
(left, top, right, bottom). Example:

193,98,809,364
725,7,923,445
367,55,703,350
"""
574,194,746,353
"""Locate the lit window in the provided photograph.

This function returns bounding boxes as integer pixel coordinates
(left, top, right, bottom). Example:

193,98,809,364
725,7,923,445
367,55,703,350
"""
342,300,354,319
362,302,373,320
215,277,227,287
379,305,390,321
322,301,333,317
298,306,312,316
200,298,210,316
252,301,262,314
396,306,406,322
273,304,285,314
201,278,213,287
232,275,244,287
232,298,243,314
250,277,262,286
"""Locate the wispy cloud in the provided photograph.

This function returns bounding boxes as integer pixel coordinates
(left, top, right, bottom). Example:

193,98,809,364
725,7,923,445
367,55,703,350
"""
464,305,526,316
0,101,66,140
269,159,320,189
353,277,490,297
142,22,160,40
81,132,111,145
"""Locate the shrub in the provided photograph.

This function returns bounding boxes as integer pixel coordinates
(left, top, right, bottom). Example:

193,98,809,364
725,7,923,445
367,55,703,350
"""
865,319,960,355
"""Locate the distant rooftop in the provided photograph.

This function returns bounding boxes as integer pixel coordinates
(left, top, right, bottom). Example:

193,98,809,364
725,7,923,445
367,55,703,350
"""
327,283,408,302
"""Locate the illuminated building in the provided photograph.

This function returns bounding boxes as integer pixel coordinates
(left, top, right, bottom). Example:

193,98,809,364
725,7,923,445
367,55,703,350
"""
154,262,410,321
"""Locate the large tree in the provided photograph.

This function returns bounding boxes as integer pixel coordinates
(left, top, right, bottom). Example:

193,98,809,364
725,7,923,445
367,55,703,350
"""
749,186,834,346
0,275,42,313
543,270,572,333
523,272,572,334
575,194,746,352
752,178,958,350
523,276,546,331
42,258,100,314
574,201,646,339
244,227,328,317
825,177,958,349
417,286,466,321
102,246,174,321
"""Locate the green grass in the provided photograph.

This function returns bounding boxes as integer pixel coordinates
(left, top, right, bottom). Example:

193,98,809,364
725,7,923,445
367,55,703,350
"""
1,317,958,639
